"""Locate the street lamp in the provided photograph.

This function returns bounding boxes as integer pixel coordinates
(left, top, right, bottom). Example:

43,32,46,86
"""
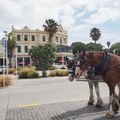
3,31,9,75
15,44,18,75
1,31,9,87
2,36,8,87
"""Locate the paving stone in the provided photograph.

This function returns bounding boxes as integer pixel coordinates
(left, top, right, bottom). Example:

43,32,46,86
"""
6,100,120,120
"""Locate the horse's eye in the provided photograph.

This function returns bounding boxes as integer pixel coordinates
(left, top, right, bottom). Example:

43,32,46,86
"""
80,59,83,62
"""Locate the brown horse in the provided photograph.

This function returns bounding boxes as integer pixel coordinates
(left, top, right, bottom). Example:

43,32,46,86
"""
66,58,103,108
76,51,120,118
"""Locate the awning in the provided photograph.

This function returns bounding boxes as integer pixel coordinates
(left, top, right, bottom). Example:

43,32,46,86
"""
19,61,24,64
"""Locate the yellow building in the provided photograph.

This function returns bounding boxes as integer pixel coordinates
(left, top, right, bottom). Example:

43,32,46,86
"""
11,25,71,66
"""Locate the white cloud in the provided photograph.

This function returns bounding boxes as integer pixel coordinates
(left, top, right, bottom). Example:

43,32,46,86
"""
85,7,120,24
0,0,120,46
76,11,86,18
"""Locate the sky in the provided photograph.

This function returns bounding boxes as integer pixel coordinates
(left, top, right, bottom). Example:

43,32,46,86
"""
0,0,120,47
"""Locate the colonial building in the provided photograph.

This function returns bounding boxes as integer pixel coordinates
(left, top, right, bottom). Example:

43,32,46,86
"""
10,25,72,66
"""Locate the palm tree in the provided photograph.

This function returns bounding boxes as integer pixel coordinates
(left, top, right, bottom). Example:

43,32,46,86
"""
43,19,58,43
106,41,110,49
90,27,101,50
7,32,16,68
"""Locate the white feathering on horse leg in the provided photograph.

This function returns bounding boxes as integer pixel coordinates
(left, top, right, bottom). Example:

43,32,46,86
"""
94,82,103,107
117,83,120,103
105,95,114,118
88,82,94,105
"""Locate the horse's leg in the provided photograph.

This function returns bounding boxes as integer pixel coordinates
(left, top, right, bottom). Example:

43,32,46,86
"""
105,84,119,118
93,82,103,108
117,82,120,103
88,81,94,105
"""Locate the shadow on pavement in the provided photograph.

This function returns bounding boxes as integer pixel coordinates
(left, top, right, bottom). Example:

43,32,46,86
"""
51,104,120,120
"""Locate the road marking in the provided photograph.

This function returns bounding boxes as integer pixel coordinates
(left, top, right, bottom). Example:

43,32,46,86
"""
17,103,40,108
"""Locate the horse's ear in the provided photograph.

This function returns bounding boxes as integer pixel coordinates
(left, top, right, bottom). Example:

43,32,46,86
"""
82,49,86,56
65,57,69,64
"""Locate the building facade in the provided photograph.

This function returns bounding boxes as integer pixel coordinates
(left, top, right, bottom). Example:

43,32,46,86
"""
11,25,71,66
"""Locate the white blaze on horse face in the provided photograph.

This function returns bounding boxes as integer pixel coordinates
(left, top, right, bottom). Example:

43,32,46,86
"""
68,68,75,81
75,63,82,77
68,73,74,81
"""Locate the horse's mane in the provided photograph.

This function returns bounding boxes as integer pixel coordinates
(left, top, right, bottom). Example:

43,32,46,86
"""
86,51,104,59
87,51,104,54
87,51,120,65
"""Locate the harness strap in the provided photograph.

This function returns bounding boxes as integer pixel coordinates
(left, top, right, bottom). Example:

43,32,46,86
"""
94,52,111,75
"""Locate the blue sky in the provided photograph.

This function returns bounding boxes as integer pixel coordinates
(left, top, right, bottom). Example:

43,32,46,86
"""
0,0,120,47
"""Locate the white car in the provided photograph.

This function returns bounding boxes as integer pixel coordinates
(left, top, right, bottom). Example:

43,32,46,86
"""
53,63,67,69
0,68,3,74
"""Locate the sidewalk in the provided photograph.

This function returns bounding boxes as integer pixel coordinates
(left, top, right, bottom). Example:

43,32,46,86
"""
5,99,120,120
0,75,18,120
0,76,113,120
0,88,9,120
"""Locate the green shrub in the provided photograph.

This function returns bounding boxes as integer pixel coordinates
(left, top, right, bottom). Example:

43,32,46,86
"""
48,66,56,70
42,71,47,77
57,69,68,76
49,70,57,77
18,67,39,79
49,69,68,77
8,68,15,74
0,76,12,87
27,71,39,78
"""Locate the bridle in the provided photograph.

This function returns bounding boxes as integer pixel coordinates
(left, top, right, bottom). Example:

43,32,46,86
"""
67,60,76,75
78,52,88,70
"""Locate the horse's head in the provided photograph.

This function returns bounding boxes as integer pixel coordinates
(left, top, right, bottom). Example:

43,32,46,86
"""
75,61,83,78
76,51,108,77
75,51,95,76
66,57,76,81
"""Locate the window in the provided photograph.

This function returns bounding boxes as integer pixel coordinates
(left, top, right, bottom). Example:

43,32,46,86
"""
42,36,46,42
56,36,58,43
31,45,35,48
24,35,28,41
64,38,66,44
31,35,35,41
17,46,21,53
60,37,62,44
24,57,30,66
17,35,21,41
24,46,28,53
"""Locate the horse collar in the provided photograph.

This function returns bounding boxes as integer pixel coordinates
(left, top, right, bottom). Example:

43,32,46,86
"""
94,52,111,75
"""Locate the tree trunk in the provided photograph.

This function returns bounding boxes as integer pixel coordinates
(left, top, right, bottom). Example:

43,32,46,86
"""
42,70,47,77
49,34,53,43
9,57,12,68
94,41,96,51
48,34,51,43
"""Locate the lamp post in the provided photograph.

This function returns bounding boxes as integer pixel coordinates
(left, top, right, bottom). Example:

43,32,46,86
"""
15,44,18,75
2,37,8,87
2,38,5,87
3,31,8,75
2,31,8,87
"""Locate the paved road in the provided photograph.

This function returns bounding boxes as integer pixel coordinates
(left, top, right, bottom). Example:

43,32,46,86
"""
8,77,110,107
0,76,119,120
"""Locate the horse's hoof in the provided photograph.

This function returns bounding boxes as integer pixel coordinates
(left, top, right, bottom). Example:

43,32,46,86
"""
105,110,114,118
112,98,119,115
114,111,118,115
95,104,102,108
88,102,94,105
95,100,103,108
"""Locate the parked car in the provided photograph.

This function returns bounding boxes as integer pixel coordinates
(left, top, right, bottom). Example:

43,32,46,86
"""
53,63,67,69
0,68,3,74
